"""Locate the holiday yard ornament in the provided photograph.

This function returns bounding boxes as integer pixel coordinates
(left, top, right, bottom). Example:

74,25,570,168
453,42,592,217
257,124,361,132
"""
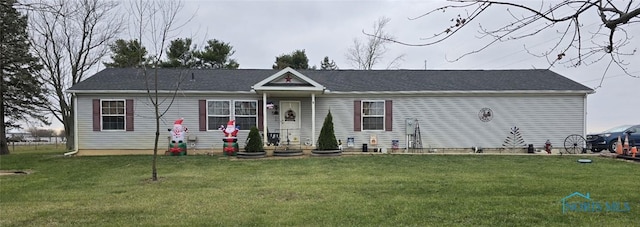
219,120,240,156
168,118,188,156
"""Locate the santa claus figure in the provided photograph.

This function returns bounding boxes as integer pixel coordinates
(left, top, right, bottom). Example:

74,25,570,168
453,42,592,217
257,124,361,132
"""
219,120,240,156
171,119,188,143
221,120,239,138
168,118,188,156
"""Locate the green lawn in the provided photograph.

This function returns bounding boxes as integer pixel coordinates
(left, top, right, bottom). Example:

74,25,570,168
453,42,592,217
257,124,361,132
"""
1,148,638,226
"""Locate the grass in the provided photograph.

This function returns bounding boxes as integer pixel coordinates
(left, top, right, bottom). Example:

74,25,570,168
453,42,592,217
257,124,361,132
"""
1,148,639,226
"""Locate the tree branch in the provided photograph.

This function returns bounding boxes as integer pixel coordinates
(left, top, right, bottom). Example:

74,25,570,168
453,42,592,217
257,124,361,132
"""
381,0,638,78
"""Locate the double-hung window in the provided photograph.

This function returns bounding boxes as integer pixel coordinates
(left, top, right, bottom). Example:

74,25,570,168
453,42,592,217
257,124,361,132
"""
101,100,125,130
234,101,257,130
207,101,230,130
206,100,257,130
362,101,385,130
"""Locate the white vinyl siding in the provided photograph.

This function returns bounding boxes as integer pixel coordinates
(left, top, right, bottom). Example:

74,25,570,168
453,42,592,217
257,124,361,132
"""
77,95,260,150
74,93,587,151
316,94,586,149
402,95,585,149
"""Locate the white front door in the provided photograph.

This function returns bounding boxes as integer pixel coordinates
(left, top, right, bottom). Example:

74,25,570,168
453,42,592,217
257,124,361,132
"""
280,101,301,145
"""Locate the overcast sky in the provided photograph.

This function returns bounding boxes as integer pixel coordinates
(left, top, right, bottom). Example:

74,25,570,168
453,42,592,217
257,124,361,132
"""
174,0,640,133
41,0,640,133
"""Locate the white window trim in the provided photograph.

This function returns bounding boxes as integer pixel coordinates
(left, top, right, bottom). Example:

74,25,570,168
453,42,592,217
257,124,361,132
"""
361,100,385,131
206,100,231,131
233,100,258,131
101,99,126,131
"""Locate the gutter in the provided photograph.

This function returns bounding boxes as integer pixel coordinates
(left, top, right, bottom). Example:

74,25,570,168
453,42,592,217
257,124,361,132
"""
66,89,256,94
324,90,593,95
64,93,79,156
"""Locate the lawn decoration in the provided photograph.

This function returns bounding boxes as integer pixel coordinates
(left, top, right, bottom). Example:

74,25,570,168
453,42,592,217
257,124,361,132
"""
311,110,341,156
168,118,188,156
502,126,525,153
219,120,240,156
544,140,552,154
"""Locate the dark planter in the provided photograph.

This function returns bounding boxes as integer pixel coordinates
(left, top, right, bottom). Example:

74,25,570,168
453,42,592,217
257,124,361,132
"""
237,151,267,159
273,149,304,157
311,149,342,157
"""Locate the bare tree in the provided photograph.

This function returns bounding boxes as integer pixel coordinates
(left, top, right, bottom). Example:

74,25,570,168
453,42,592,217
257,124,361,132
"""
27,0,124,151
381,0,639,77
129,0,191,181
27,127,54,140
346,17,405,70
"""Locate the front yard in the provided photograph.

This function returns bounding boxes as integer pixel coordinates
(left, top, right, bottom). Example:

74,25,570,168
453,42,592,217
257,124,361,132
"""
1,148,638,226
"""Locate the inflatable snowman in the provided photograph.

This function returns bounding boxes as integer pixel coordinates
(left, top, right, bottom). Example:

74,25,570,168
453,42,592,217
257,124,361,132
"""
168,118,188,156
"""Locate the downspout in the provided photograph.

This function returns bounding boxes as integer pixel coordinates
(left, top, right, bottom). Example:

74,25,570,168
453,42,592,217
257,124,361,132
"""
64,93,79,156
583,93,587,138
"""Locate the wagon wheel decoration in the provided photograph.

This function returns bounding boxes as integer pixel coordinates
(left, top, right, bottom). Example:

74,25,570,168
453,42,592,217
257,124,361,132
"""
563,134,586,154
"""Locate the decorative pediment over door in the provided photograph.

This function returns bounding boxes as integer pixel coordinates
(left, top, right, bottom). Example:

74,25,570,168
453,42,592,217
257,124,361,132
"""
251,67,325,93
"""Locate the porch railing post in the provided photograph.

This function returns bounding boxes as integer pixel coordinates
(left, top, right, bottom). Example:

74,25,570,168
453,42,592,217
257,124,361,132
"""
263,93,268,146
311,93,316,147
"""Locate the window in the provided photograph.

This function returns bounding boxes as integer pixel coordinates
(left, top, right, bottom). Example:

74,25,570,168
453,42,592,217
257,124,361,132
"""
362,101,384,130
234,101,257,130
205,100,258,131
207,101,230,130
101,100,125,130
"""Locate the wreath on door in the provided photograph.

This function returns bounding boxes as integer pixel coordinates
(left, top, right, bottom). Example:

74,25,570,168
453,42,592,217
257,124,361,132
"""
285,110,296,121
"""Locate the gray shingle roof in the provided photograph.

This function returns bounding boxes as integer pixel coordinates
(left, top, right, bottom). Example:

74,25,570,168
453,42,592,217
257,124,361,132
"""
68,68,593,93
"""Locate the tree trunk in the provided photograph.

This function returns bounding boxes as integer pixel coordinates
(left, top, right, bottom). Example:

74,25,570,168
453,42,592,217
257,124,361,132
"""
0,52,7,155
64,111,74,151
0,140,8,155
0,130,8,155
62,99,78,151
152,94,160,181
0,80,8,155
